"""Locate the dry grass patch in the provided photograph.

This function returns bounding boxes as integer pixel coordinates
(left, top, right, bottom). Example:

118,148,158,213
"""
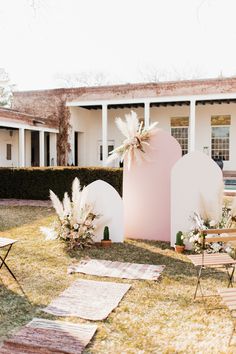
0,206,235,353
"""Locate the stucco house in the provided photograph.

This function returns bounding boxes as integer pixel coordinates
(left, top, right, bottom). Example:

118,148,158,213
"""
2,77,236,172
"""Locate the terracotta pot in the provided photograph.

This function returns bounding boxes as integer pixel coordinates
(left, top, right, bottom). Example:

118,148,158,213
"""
175,245,185,253
101,240,112,248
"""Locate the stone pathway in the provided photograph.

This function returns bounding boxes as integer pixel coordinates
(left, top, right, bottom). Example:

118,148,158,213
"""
0,199,51,207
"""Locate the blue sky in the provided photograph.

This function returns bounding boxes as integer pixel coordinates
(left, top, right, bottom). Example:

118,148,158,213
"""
0,0,236,90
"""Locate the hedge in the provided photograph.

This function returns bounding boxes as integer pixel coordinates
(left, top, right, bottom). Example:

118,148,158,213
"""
0,167,123,200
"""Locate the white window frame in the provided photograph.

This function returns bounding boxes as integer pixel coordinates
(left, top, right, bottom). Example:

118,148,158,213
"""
98,140,115,162
171,126,189,156
211,125,230,161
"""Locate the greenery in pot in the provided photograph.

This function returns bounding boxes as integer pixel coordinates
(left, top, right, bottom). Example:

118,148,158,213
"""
101,226,112,247
175,231,185,253
175,231,184,246
103,226,110,240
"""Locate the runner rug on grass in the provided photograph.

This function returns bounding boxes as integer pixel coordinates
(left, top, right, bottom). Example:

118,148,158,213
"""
0,318,97,354
43,279,131,321
68,259,165,280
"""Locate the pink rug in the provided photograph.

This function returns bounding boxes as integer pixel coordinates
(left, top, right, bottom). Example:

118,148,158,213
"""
68,259,165,280
0,318,97,354
43,279,131,321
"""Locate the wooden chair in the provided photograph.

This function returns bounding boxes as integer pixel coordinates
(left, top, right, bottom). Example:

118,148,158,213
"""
0,237,27,297
187,228,236,302
218,288,236,345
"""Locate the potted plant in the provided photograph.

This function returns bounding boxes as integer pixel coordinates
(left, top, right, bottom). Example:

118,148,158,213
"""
175,231,185,253
101,226,112,248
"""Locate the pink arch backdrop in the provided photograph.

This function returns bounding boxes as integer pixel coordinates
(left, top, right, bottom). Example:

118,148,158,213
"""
123,130,181,241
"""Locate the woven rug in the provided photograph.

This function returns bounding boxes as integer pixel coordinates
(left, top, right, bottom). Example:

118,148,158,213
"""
68,259,165,280
0,318,97,354
43,279,131,321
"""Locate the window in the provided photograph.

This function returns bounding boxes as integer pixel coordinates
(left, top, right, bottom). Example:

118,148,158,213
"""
211,127,230,161
6,144,12,160
211,115,230,161
99,142,114,161
171,117,189,156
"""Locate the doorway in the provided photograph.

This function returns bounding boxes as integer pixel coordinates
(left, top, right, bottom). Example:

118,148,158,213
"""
31,131,39,166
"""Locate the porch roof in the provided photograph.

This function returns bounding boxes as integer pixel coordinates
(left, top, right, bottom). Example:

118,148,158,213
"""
0,107,58,130
68,97,236,109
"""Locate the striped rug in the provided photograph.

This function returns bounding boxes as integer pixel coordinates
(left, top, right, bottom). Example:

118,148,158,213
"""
43,279,131,321
68,259,165,280
0,318,97,354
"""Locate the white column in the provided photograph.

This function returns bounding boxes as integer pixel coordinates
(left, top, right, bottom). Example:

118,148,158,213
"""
144,101,150,128
102,104,108,166
189,99,196,152
49,133,57,166
39,130,45,167
18,128,25,167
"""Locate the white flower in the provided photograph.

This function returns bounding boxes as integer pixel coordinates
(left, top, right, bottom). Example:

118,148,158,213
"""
40,226,57,240
225,246,232,253
209,220,216,227
211,243,222,253
73,223,79,230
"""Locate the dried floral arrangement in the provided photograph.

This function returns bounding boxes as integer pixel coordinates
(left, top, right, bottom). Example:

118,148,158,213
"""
41,178,99,249
107,111,158,169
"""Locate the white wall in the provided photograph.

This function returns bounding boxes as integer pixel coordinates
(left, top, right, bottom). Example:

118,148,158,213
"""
49,132,57,166
70,106,145,167
70,107,96,166
150,106,189,132
70,103,236,170
0,129,18,167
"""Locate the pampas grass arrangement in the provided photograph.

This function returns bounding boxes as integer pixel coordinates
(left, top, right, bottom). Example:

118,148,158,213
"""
106,111,158,169
48,178,99,249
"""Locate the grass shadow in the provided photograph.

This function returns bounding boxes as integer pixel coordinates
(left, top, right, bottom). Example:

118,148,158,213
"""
0,206,54,232
67,238,232,284
0,281,40,339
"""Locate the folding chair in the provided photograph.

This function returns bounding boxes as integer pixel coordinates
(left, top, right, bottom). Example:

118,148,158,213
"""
0,237,26,296
218,288,236,345
187,228,236,303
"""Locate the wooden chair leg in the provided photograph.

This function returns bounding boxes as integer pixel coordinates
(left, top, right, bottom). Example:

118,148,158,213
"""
194,266,204,300
228,315,236,346
226,266,235,288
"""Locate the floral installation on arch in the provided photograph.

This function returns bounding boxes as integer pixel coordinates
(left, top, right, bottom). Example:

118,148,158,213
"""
41,178,100,249
107,111,158,169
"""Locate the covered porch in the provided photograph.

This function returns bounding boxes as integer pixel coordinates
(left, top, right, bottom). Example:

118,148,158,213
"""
66,92,236,171
0,108,58,167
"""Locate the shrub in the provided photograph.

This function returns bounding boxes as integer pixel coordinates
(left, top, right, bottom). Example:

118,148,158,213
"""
0,166,123,200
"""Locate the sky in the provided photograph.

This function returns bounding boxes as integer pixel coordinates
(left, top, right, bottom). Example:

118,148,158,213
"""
0,0,236,90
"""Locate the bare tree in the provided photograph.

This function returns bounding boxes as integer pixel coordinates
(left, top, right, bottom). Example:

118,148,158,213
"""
54,71,115,88
28,0,47,17
0,68,14,108
138,65,161,83
139,64,207,83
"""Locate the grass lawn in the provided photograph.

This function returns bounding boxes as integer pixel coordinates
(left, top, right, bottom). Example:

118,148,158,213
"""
0,206,235,353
